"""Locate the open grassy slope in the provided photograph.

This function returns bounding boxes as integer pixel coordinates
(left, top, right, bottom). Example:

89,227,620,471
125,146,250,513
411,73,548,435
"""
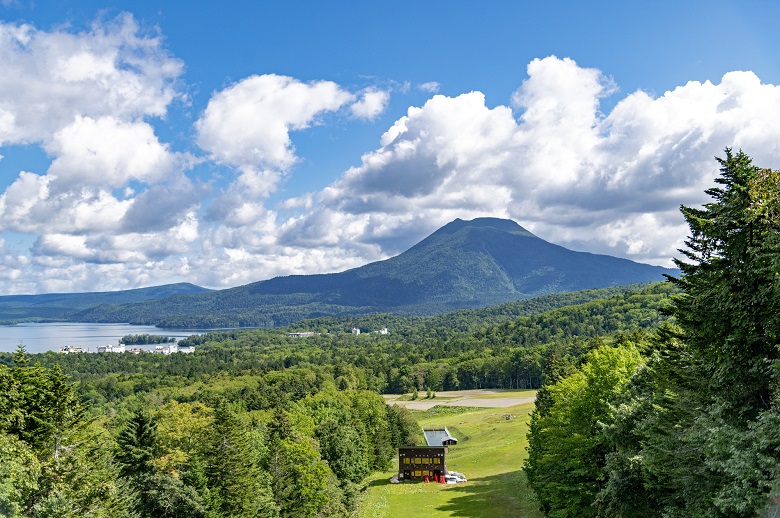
359,398,542,518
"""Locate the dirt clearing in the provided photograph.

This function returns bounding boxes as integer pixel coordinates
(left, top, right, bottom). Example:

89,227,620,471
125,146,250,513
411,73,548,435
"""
384,389,536,410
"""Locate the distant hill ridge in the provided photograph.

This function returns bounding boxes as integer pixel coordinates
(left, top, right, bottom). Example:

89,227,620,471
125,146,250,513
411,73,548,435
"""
0,283,211,322
65,217,677,327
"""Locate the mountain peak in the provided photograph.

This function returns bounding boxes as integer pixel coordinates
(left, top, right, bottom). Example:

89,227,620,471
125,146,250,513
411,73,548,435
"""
431,217,538,238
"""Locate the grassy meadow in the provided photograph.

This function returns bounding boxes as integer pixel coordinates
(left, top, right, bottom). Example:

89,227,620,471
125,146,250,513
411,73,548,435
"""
359,396,542,518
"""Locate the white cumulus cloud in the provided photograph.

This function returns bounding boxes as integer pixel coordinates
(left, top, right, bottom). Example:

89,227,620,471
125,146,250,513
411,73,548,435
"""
0,13,199,291
46,116,178,189
195,74,354,172
350,88,390,120
277,56,780,269
4,43,780,294
0,14,183,146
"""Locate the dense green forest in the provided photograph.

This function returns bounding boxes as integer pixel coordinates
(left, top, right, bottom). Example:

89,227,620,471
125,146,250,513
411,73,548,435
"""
0,277,675,517
1,282,675,404
120,334,176,345
0,348,420,517
525,151,780,517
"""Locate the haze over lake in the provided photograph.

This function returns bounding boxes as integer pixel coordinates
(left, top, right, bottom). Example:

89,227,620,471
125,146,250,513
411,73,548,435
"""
0,323,203,354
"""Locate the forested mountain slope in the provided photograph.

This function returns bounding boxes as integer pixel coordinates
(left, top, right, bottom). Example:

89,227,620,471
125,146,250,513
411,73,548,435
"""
70,218,676,327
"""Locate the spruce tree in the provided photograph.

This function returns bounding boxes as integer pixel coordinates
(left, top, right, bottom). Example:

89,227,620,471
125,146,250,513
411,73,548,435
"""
201,401,278,517
116,409,159,480
668,149,780,421
117,409,206,517
597,151,780,517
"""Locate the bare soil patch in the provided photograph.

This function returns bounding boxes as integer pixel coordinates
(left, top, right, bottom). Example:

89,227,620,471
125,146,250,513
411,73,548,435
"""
384,389,536,410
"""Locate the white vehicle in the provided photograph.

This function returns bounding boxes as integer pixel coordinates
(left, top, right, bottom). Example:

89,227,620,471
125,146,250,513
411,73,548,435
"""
444,475,458,484
449,471,467,482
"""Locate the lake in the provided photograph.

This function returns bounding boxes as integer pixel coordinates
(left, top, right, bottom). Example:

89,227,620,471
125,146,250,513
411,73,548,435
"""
0,322,206,354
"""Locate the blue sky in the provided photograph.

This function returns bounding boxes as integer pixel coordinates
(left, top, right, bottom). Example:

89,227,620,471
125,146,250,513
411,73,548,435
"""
1,0,779,293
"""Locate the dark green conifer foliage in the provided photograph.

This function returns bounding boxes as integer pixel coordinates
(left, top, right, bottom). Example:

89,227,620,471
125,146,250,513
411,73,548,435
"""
116,409,207,517
528,151,780,517
597,151,780,517
315,418,369,483
385,404,419,447
8,345,55,450
0,364,20,434
267,407,294,443
202,401,278,517
267,438,329,518
12,342,29,367
668,149,780,421
44,364,85,461
116,409,158,479
665,151,780,515
1,350,132,517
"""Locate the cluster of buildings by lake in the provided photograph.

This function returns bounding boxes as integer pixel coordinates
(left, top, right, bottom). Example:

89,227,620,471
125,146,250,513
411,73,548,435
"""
286,327,389,338
54,324,393,354
58,343,195,354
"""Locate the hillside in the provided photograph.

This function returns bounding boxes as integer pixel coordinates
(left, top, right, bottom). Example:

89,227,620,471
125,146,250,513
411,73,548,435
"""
0,283,212,322
11,281,676,390
70,218,676,327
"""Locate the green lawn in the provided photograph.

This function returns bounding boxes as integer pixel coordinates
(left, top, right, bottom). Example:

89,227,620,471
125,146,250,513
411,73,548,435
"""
358,402,542,518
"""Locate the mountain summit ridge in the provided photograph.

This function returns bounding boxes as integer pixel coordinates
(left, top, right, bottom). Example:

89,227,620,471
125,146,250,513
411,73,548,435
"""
428,217,537,238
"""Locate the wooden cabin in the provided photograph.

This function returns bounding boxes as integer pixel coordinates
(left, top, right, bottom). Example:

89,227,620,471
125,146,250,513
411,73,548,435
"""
397,446,447,481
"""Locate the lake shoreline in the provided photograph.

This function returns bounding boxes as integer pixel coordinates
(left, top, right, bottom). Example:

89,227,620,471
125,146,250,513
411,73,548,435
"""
0,322,211,354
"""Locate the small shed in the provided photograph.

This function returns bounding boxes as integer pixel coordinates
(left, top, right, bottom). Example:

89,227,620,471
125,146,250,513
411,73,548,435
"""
422,426,458,446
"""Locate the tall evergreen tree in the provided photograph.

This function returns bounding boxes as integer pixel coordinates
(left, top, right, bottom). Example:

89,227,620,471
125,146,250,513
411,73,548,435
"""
201,401,278,517
116,409,158,480
267,438,330,518
662,151,780,515
43,365,85,461
315,418,369,483
597,151,780,517
1,355,133,517
669,149,780,420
